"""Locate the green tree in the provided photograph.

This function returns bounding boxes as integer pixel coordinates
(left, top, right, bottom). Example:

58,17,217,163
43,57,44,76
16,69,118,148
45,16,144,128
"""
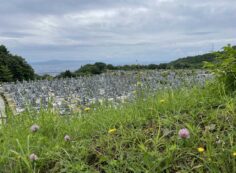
75,64,102,75
0,65,13,82
0,45,9,54
107,64,116,70
204,44,236,93
0,45,35,82
94,62,107,71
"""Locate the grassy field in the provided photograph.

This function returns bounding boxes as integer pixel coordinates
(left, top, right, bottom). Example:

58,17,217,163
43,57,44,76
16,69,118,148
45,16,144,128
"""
0,81,235,173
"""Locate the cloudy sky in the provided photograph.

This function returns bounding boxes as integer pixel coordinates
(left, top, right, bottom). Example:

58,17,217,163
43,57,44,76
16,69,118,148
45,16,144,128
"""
0,0,236,64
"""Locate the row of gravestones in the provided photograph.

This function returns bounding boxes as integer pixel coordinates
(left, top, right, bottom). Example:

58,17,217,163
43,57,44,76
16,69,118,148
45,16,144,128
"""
2,70,212,114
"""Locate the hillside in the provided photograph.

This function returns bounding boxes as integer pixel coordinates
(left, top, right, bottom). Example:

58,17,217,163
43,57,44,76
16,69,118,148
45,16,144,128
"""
168,52,216,69
0,45,35,82
168,45,236,69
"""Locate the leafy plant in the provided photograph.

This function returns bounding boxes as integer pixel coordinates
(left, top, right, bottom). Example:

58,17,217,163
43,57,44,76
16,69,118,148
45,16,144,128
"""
204,44,236,93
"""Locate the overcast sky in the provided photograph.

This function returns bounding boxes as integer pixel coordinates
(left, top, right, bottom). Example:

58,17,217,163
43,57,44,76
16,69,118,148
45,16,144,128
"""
0,0,236,64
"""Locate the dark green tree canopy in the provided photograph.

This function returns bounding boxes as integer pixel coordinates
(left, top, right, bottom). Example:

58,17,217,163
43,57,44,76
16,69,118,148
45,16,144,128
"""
0,45,9,54
57,70,75,78
0,45,35,82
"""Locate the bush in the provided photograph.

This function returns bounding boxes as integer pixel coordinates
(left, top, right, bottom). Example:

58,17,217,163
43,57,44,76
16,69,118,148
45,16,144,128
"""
204,44,236,93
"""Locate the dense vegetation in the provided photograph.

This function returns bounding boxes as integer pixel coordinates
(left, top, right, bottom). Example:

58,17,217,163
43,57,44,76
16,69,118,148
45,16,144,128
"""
0,45,35,82
204,44,236,93
168,52,216,69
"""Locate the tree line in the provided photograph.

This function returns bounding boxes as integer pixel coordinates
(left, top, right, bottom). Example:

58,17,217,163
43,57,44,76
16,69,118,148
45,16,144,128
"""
56,62,171,78
56,52,219,78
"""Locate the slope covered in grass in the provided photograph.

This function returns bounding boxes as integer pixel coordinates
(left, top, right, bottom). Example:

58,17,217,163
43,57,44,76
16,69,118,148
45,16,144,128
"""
0,83,235,172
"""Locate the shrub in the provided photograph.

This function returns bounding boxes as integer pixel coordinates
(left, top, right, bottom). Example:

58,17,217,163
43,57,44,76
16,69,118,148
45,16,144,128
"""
204,44,236,93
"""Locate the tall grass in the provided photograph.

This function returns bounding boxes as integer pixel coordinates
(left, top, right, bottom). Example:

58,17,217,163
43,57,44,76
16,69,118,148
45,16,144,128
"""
0,82,235,172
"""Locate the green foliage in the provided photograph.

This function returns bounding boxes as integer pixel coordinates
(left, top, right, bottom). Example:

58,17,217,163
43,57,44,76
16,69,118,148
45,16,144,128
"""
0,83,236,172
169,52,216,69
0,65,13,82
204,44,236,93
57,62,170,78
0,45,9,54
94,62,107,71
0,45,35,82
35,74,54,80
57,70,75,78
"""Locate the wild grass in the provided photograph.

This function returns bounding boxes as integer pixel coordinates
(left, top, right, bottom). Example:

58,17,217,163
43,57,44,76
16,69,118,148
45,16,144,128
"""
0,82,235,172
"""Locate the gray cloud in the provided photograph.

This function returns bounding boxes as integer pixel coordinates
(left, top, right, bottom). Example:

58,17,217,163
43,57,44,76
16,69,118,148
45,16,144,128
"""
0,0,236,64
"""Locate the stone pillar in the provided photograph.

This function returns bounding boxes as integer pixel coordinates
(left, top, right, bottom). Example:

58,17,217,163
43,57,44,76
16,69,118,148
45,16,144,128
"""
0,86,7,124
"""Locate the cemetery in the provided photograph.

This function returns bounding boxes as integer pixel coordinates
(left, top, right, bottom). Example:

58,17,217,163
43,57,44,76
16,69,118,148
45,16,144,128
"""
2,70,211,114
0,45,235,172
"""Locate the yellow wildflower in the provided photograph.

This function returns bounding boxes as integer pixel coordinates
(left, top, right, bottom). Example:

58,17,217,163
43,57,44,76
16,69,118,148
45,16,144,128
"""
84,107,90,111
160,99,165,103
108,128,117,134
197,147,205,153
233,152,236,157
